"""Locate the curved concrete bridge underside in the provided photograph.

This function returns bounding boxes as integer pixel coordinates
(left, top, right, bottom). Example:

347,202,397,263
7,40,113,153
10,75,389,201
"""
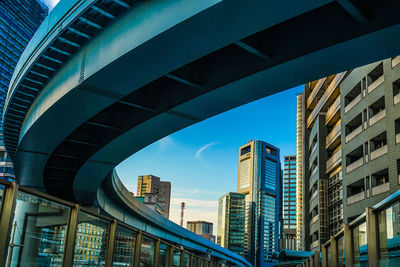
4,0,400,208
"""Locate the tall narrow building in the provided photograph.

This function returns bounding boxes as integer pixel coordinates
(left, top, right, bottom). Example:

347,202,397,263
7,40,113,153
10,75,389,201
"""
280,155,297,250
187,221,216,243
217,192,245,257
296,93,305,250
303,73,345,252
136,175,171,218
0,0,48,181
237,140,281,266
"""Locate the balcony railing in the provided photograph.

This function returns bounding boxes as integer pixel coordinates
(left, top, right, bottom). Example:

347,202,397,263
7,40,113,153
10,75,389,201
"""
310,166,318,178
396,133,400,144
368,75,384,94
372,182,390,196
394,91,400,105
325,97,340,124
311,215,319,225
370,145,388,161
346,157,363,173
326,149,341,173
345,93,361,114
311,143,317,155
310,190,318,203
326,122,341,149
345,125,362,143
392,56,400,68
347,191,365,205
307,78,326,108
369,109,386,126
398,174,400,184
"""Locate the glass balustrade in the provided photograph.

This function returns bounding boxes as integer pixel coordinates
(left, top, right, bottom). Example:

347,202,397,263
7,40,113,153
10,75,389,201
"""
140,236,155,267
113,225,136,266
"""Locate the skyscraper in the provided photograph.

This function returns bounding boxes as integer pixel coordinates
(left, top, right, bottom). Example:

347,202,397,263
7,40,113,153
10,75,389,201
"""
136,175,171,218
0,0,48,181
187,221,215,243
237,140,281,266
296,93,305,250
280,155,297,250
217,192,245,257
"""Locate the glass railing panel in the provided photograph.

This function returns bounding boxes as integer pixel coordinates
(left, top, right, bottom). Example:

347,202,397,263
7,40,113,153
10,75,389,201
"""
353,222,368,267
74,211,110,266
172,249,181,267
199,259,204,267
159,243,169,267
378,201,400,265
6,191,70,266
113,225,136,266
337,235,344,267
140,236,155,267
192,256,198,267
183,252,190,266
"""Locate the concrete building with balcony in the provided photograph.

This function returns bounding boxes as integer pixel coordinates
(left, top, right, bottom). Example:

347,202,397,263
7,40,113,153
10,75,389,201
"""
303,72,346,252
341,58,400,223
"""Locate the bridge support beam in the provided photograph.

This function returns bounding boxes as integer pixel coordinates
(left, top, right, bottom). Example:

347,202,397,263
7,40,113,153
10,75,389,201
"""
105,219,117,267
366,207,379,267
331,236,338,267
63,204,79,267
154,238,160,267
0,182,18,267
344,224,353,267
134,231,142,267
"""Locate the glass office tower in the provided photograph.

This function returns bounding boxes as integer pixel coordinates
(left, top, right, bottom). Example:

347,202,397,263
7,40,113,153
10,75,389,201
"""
0,0,48,181
217,192,245,257
237,140,282,267
280,155,297,250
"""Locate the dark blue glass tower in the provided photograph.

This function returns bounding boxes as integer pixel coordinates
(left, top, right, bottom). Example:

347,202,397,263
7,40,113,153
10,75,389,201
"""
238,140,282,266
0,0,48,180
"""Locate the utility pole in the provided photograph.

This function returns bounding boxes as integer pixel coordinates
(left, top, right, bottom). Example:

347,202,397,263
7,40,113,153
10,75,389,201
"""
180,202,185,227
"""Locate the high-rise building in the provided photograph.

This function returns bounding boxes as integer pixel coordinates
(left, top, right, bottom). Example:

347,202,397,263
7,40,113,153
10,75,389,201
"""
340,58,400,223
302,56,400,252
217,192,245,257
0,0,48,181
136,175,171,218
303,73,345,252
237,140,281,266
295,93,305,251
187,221,215,243
280,155,297,250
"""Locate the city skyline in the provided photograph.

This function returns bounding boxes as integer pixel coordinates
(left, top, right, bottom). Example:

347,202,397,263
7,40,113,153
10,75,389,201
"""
116,85,303,233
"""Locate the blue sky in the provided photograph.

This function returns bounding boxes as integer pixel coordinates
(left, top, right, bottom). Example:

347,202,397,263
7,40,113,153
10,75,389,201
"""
116,85,304,232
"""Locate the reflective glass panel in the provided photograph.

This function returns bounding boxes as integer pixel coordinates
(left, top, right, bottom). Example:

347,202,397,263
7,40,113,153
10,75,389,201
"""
353,222,368,267
140,236,155,266
337,235,344,267
6,191,70,266
172,249,181,267
159,243,169,267
113,225,136,266
378,202,400,265
73,211,110,266
183,252,190,266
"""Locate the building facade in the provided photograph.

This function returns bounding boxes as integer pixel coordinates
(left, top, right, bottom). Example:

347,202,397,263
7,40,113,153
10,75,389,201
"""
302,56,400,252
187,221,215,243
341,58,400,223
217,192,245,257
0,0,48,181
280,155,297,250
303,73,345,252
295,93,305,250
237,140,281,266
136,175,171,218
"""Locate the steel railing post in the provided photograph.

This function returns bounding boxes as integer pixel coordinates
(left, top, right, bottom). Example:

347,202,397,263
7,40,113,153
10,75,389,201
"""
105,219,117,267
63,204,80,267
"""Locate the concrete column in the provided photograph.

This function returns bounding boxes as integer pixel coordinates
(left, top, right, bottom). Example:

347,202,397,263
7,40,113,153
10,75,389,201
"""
321,245,327,267
310,254,314,267
154,238,160,267
105,219,117,267
168,246,174,267
331,236,338,267
344,224,353,267
0,182,18,267
133,231,142,267
63,204,79,267
314,251,320,267
180,249,185,266
366,207,379,267
306,258,310,267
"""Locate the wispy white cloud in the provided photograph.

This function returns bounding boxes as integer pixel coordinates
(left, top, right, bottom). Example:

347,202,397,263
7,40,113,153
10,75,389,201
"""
195,142,218,159
43,0,59,9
